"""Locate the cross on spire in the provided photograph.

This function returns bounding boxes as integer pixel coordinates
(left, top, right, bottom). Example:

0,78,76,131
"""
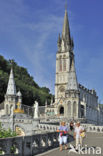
65,0,68,11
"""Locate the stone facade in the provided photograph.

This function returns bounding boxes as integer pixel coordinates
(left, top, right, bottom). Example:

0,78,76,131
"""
0,113,39,136
0,67,40,136
45,8,103,125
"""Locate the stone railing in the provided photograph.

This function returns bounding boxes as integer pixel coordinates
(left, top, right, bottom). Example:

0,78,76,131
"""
0,132,59,156
38,123,103,134
37,124,59,132
82,124,103,133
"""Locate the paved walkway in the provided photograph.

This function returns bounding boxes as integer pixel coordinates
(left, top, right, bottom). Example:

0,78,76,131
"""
37,133,103,156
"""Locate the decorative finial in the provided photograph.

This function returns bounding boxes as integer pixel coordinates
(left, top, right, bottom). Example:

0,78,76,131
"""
58,33,61,43
65,0,68,11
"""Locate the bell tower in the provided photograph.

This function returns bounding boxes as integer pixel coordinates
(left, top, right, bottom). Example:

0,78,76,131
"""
55,8,74,104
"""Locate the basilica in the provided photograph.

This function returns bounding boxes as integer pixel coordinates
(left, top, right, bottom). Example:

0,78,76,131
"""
45,8,103,125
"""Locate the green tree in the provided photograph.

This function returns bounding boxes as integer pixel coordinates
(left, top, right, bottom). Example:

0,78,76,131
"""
0,54,53,106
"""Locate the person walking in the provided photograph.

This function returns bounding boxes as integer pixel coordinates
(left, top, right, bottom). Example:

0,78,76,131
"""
74,122,85,150
57,121,69,151
70,121,74,131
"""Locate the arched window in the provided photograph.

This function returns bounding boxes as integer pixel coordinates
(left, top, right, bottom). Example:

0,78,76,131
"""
59,106,64,115
15,126,25,136
68,101,71,116
59,56,62,71
73,101,76,117
63,59,66,71
81,105,84,118
59,59,62,71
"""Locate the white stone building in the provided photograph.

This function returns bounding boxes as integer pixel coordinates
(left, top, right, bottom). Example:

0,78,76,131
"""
45,8,103,125
0,67,39,135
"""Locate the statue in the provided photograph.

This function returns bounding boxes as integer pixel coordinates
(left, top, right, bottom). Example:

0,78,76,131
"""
10,105,14,117
45,100,47,107
34,101,39,118
50,98,53,106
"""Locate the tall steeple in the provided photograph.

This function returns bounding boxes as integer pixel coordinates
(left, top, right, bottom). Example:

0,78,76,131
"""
58,5,74,52
55,2,75,103
6,67,16,95
62,9,71,44
67,57,78,90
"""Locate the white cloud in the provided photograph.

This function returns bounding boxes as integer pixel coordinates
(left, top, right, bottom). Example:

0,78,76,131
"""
18,14,64,93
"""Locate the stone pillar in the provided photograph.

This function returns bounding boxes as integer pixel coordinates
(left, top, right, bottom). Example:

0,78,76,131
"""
10,105,14,131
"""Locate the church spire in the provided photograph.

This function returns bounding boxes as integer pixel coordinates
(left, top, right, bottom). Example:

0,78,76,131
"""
62,7,71,44
67,58,78,90
6,67,16,95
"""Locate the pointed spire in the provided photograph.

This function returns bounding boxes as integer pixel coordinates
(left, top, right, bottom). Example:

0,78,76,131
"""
17,90,22,97
57,33,61,51
62,8,71,43
67,58,78,90
65,0,68,11
58,33,61,43
6,67,16,95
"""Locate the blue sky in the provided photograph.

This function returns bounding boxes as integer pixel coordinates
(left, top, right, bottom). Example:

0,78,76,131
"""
0,0,103,103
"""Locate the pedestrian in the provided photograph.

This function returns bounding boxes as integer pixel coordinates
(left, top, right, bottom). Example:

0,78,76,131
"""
57,121,69,151
74,121,85,150
70,121,74,131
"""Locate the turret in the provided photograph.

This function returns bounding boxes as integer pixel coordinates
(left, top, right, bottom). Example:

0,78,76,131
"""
6,67,16,95
17,90,22,105
57,33,61,51
4,67,17,115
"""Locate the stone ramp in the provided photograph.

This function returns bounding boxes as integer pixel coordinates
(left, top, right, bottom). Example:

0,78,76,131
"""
36,133,103,156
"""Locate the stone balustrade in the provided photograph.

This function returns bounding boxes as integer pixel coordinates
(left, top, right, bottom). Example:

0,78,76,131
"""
37,124,59,132
0,132,59,156
0,124,103,156
38,123,103,134
82,124,103,133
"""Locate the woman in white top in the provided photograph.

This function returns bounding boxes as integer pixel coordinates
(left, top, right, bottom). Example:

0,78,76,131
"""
74,122,85,150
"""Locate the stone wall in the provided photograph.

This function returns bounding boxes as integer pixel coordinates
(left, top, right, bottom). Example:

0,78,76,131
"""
0,132,59,156
0,115,40,136
0,125,103,155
